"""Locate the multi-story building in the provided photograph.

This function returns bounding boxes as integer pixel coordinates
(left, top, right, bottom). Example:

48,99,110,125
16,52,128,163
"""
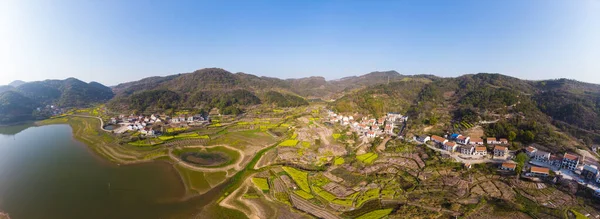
562,153,580,171
493,146,508,157
474,146,487,156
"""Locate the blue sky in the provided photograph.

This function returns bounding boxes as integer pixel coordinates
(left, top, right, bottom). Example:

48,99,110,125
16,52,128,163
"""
1,0,599,85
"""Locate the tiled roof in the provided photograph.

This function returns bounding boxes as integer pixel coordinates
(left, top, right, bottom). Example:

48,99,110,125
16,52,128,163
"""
475,146,487,152
470,137,483,143
494,146,508,151
530,166,549,174
502,162,517,169
431,135,446,142
563,153,579,161
444,141,456,147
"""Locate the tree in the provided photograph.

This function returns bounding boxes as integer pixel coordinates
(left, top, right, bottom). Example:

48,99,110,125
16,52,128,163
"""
514,152,529,176
522,130,535,143
508,131,517,142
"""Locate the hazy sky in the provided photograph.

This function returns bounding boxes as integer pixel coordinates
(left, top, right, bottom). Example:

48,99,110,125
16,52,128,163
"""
1,0,599,86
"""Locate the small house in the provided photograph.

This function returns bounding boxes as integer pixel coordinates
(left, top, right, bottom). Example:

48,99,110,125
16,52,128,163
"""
443,141,458,152
417,135,430,143
469,137,484,145
456,136,470,145
493,146,509,157
525,146,537,157
529,166,550,177
366,131,376,138
499,138,509,144
459,145,475,155
431,135,448,145
500,162,517,171
474,146,487,156
487,137,501,145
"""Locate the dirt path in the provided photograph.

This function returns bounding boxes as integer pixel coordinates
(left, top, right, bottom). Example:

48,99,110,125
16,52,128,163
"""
168,145,245,174
312,121,331,145
70,114,110,132
219,175,264,219
376,136,391,152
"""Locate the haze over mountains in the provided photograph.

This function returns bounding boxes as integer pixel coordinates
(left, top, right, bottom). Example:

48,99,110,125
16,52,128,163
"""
2,68,600,151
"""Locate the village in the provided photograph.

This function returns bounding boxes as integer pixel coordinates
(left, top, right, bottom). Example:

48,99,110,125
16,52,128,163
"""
107,113,211,135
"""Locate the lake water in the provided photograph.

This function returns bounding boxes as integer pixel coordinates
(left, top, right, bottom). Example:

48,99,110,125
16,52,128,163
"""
0,124,219,218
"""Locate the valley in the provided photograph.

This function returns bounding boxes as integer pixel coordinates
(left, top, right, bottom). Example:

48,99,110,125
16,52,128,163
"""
2,69,600,218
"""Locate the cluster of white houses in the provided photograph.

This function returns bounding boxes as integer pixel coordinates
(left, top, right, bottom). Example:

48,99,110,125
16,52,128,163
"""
521,145,600,184
111,114,208,136
424,134,510,157
327,111,408,139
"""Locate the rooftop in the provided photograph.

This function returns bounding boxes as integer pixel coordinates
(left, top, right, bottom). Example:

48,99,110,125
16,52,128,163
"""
494,145,507,151
502,162,517,169
563,153,579,161
431,135,446,142
526,146,537,152
475,146,487,152
530,166,550,174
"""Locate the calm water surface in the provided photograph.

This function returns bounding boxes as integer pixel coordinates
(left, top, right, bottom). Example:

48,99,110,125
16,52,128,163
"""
0,124,217,218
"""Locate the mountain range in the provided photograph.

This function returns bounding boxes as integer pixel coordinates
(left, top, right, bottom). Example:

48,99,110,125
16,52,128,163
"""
2,68,600,152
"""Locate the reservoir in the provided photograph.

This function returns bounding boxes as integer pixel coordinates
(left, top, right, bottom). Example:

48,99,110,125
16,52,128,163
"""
0,124,218,218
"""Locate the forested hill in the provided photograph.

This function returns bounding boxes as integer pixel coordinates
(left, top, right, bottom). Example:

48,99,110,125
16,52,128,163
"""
330,73,600,150
0,79,114,124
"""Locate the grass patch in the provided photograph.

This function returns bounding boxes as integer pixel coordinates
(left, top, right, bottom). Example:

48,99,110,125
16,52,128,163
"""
174,165,211,193
279,139,299,147
356,208,393,219
333,133,341,139
356,153,378,164
334,157,345,165
571,210,588,219
282,166,310,192
251,178,270,191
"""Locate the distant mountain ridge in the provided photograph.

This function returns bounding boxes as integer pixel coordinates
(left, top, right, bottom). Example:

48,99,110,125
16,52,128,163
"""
3,67,600,151
0,78,114,124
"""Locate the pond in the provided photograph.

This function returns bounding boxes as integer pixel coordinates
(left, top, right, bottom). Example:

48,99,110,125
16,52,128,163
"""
181,151,230,166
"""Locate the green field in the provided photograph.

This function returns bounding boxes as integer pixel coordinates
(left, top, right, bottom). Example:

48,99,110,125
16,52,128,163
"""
279,139,299,147
158,133,209,141
313,186,336,201
356,153,379,164
251,178,270,191
166,127,188,133
357,188,380,207
331,198,354,207
333,133,341,139
282,166,310,192
334,157,345,165
294,190,314,200
356,208,394,219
